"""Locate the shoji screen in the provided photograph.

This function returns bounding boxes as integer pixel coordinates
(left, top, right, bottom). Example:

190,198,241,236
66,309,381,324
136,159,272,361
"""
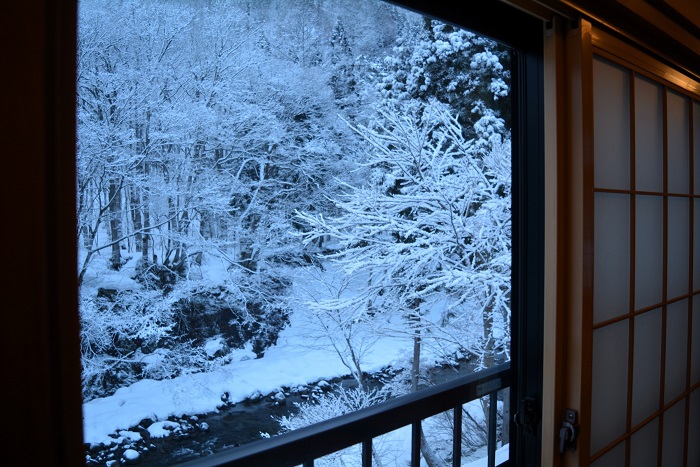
588,53,700,466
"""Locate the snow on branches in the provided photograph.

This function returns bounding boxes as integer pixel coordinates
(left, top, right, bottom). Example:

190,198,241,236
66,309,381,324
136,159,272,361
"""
297,100,511,366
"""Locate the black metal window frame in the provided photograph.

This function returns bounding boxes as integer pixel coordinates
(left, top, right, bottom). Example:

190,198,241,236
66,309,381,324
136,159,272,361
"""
385,2,546,466
175,1,545,466
182,362,511,467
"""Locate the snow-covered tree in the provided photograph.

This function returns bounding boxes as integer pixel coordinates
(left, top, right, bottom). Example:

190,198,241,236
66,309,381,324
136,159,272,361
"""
276,386,400,466
297,99,511,372
75,0,394,400
297,98,510,467
75,2,511,433
294,265,380,387
379,19,511,141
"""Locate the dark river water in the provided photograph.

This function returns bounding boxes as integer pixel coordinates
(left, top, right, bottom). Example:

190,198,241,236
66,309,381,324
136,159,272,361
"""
85,360,479,466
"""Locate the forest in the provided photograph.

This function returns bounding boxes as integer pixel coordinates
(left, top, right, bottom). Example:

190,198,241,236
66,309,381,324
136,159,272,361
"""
78,0,512,464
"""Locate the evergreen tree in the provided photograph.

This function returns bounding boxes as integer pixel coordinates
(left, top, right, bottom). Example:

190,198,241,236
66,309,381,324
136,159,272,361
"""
329,19,356,105
379,19,511,141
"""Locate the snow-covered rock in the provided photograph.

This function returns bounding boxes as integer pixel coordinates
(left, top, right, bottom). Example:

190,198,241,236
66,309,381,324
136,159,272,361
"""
123,448,140,461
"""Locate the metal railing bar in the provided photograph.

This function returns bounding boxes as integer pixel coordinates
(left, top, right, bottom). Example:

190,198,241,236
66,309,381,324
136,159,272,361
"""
362,439,372,467
411,421,421,466
179,362,510,467
488,391,498,467
452,404,463,467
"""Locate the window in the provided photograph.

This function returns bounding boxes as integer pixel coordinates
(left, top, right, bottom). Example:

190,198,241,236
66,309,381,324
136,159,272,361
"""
6,0,540,467
74,1,545,466
14,2,700,467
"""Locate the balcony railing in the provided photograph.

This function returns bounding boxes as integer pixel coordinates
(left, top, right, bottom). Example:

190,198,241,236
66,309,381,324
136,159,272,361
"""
180,361,511,467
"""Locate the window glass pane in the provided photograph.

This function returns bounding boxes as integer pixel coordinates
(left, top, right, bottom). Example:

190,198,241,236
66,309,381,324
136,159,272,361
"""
77,0,512,463
357,426,412,467
421,391,510,466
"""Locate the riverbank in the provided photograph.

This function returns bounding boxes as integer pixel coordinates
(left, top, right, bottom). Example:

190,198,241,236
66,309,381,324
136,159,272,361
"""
84,361,476,465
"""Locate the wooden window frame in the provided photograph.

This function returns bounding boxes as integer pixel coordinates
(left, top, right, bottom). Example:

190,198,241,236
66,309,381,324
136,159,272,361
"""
558,17,700,466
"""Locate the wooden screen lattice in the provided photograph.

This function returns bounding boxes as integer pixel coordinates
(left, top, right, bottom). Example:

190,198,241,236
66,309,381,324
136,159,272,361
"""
589,52,700,467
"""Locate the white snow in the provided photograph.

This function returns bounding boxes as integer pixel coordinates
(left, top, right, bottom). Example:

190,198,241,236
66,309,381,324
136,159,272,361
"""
147,420,181,438
117,430,141,443
204,337,226,357
82,305,508,466
122,448,140,461
82,309,411,447
464,444,510,467
81,252,502,467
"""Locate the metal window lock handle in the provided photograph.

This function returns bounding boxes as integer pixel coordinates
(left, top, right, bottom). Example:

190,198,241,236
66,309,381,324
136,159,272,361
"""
558,409,579,454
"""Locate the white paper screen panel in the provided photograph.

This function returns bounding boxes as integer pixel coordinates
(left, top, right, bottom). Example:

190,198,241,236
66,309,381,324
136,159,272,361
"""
589,51,698,464
593,57,630,190
635,75,664,193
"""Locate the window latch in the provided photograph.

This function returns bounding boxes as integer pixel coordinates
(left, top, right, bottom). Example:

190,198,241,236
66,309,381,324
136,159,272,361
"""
559,409,579,454
514,397,537,436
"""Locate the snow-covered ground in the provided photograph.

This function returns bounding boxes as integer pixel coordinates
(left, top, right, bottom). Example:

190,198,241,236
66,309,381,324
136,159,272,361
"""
83,321,507,466
81,252,506,465
82,308,412,447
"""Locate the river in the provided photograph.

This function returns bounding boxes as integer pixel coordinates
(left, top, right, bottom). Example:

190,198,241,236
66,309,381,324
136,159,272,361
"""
85,360,481,466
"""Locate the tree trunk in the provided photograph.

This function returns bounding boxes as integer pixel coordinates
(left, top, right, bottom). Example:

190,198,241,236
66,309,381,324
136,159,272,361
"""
481,302,496,431
141,164,152,262
108,178,122,270
200,210,213,240
239,214,260,272
165,195,177,266
173,210,189,274
501,387,510,445
411,328,441,467
411,332,421,392
239,242,256,271
142,205,150,262
78,187,93,250
420,430,442,467
482,306,495,369
138,112,151,260
129,185,142,253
